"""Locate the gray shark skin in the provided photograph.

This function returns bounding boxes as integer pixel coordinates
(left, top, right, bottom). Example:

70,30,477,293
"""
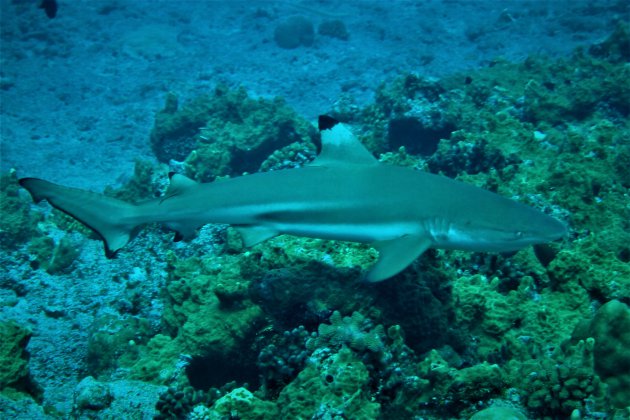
19,116,567,282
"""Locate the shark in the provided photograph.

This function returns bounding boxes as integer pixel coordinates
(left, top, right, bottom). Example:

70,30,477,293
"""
19,116,567,282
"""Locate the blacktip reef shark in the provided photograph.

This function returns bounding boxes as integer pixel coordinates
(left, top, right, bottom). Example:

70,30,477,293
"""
19,116,567,282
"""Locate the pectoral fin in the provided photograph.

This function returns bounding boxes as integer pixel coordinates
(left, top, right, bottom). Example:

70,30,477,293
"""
365,235,432,282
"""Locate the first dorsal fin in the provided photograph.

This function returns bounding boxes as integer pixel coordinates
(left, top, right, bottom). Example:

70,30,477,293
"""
310,115,377,166
161,173,198,203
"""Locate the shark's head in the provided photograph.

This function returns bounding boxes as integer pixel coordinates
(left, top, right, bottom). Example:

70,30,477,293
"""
436,197,567,253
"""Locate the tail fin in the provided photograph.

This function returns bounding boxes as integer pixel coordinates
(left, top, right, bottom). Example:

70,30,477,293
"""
19,178,139,257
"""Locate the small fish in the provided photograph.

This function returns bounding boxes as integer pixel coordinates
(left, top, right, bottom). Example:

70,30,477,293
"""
40,0,58,19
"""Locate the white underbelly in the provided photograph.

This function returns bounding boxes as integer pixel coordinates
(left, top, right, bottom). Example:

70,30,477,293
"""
272,222,422,243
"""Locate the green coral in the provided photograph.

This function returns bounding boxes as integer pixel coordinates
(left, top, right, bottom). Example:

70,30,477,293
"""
446,362,505,410
27,236,54,271
161,252,264,359
177,295,263,358
150,90,218,163
206,388,279,420
0,321,37,398
103,159,166,203
414,350,505,414
86,314,152,377
412,337,606,418
576,300,630,409
184,91,317,181
549,234,630,301
125,251,266,385
0,170,40,251
28,234,81,274
258,141,316,172
156,384,222,420
507,337,607,417
239,234,378,324
377,145,424,168
588,21,630,63
150,84,316,182
308,311,386,353
277,347,380,419
260,235,377,277
452,272,590,361
129,334,182,384
46,235,81,274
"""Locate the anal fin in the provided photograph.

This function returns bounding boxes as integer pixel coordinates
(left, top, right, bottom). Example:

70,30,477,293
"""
236,226,278,247
365,235,432,282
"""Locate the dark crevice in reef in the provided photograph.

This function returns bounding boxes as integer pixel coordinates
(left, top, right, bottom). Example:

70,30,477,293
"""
185,351,260,391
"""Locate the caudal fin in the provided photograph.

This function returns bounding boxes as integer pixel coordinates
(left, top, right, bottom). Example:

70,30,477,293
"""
19,178,139,257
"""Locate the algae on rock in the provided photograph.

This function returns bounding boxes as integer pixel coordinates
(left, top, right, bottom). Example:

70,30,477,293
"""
277,347,380,419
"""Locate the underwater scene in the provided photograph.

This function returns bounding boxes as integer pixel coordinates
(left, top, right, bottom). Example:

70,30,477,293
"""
1,0,629,419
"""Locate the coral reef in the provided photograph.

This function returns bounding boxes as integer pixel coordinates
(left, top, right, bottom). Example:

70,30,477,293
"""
374,264,455,354
0,321,41,403
5,24,630,420
308,310,386,353
206,387,278,420
0,171,40,251
318,19,349,40
28,234,81,275
155,384,222,420
574,300,630,409
72,376,112,412
128,334,182,384
273,16,314,49
151,84,317,181
103,160,166,203
507,337,608,417
185,93,317,181
139,31,630,417
548,234,630,301
258,141,316,172
85,314,152,377
257,326,310,395
150,91,210,163
161,253,265,360
277,347,380,419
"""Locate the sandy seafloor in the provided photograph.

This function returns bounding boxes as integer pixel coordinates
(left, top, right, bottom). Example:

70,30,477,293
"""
1,0,621,188
0,0,628,419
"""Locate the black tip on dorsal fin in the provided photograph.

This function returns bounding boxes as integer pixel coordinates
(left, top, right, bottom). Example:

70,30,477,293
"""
318,115,340,131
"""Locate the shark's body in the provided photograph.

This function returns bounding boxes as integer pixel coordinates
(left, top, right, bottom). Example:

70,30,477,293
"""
19,116,566,281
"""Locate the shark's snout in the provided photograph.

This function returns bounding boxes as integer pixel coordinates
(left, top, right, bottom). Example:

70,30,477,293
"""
541,216,568,241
